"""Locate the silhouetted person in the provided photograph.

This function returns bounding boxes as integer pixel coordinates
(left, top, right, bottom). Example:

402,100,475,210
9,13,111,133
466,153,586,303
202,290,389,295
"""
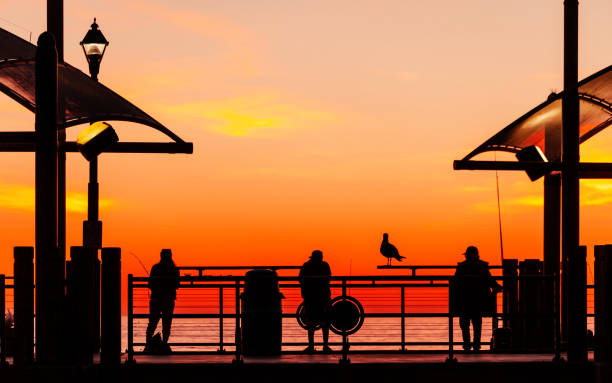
145,249,180,351
299,250,332,353
453,246,501,351
380,233,404,266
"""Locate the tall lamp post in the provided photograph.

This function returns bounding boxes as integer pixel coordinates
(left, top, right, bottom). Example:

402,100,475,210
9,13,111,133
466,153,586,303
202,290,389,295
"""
80,18,109,249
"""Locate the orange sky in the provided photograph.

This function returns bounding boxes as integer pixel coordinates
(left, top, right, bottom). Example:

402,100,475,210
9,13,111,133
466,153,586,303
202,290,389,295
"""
0,0,611,285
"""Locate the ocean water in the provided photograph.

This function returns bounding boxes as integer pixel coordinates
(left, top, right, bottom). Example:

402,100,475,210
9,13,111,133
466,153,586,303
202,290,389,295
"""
123,316,595,353
123,282,596,353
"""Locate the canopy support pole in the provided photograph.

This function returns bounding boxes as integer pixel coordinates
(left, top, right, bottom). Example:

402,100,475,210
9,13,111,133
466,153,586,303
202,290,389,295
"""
544,123,561,347
562,0,587,362
48,0,66,289
34,32,61,364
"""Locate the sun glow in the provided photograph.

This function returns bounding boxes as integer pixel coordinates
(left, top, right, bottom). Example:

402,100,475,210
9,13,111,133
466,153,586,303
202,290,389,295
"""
0,184,114,214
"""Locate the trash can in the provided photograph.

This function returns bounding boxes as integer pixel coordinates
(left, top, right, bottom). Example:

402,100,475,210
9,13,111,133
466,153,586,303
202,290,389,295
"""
240,269,284,356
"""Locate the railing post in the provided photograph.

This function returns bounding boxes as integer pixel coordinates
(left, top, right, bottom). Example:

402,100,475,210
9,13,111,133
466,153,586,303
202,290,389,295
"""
233,279,242,363
554,272,562,361
0,274,6,366
218,286,224,352
595,244,612,362
14,246,34,366
340,278,350,364
94,255,101,353
101,248,121,365
447,278,456,363
401,285,405,351
502,259,519,348
127,274,134,364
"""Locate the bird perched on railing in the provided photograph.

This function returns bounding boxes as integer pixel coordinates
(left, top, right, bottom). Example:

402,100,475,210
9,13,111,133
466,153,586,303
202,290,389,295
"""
380,233,404,266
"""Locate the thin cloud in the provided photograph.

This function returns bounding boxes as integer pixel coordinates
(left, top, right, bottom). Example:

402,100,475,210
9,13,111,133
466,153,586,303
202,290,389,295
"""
165,93,334,137
582,181,612,206
473,181,612,213
512,195,543,207
0,184,115,214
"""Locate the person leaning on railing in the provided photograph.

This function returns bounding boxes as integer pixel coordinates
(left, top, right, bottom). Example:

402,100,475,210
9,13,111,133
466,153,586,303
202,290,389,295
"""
145,248,180,353
452,246,502,352
299,250,332,353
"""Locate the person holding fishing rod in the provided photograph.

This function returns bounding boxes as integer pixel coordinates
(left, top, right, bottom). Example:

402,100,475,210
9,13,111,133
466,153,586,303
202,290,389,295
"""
145,249,180,353
453,246,502,352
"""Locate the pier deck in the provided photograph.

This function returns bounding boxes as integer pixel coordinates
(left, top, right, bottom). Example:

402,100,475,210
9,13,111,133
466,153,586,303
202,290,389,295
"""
1,353,605,383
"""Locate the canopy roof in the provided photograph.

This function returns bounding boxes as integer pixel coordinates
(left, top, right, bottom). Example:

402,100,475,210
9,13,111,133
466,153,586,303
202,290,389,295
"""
0,28,184,143
462,65,612,161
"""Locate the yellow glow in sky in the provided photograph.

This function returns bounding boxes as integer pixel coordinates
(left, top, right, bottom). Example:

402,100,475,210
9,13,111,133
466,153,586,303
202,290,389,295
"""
0,0,610,280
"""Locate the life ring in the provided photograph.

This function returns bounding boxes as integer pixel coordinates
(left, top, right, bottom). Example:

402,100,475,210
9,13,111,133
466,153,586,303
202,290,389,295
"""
296,296,365,336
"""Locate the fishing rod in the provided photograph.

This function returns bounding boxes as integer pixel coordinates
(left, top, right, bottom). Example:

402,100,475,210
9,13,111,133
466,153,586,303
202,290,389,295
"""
129,251,149,275
495,152,505,264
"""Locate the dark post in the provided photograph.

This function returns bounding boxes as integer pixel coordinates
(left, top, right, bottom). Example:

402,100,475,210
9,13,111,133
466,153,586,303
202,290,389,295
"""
101,247,121,365
83,156,102,249
234,279,241,363
595,245,612,361
568,245,587,361
0,274,5,365
562,0,586,362
82,160,102,352
82,83,102,356
502,259,519,347
48,0,65,280
447,279,455,362
127,274,134,363
544,121,562,343
219,286,224,352
95,256,101,351
47,0,63,61
14,247,34,365
562,242,568,342
70,246,96,364
554,271,562,360
401,285,405,351
35,32,62,364
519,260,543,349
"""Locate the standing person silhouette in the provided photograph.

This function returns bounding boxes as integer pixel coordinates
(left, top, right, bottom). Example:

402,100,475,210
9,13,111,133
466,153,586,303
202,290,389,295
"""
453,246,502,351
145,249,180,351
299,250,332,353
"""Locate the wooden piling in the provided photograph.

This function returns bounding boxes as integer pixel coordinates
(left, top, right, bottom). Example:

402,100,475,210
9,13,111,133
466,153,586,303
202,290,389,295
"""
34,31,61,364
101,247,121,365
519,260,542,349
70,246,96,364
502,259,519,347
595,244,612,361
13,246,34,365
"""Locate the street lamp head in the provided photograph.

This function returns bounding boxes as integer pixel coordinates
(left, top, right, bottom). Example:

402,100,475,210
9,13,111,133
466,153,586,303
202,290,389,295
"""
77,121,118,161
80,18,109,81
516,145,549,181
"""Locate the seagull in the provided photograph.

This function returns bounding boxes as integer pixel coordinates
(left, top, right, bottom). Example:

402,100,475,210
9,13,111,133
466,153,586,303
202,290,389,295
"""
380,233,404,266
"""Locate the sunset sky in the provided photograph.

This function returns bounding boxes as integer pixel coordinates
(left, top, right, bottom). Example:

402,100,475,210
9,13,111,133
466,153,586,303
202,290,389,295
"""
0,0,611,281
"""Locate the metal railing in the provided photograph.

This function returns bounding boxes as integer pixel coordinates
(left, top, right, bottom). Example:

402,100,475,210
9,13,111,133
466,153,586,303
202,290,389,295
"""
0,267,595,363
0,275,14,365
177,266,301,277
126,271,564,363
377,265,503,277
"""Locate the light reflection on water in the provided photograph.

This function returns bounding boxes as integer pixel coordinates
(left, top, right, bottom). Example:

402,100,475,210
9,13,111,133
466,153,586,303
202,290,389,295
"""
121,317,596,353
